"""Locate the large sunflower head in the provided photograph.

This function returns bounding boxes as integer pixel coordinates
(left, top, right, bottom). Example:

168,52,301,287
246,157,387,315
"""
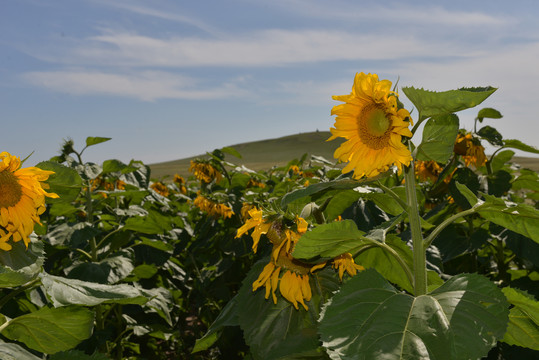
329,72,413,179
0,152,58,250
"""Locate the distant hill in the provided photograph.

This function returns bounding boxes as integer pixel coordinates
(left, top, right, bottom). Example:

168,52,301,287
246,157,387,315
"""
148,131,539,179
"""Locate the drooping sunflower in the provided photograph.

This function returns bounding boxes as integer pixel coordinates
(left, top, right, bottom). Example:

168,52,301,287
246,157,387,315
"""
0,152,58,250
150,181,170,197
189,160,222,184
193,194,234,219
329,72,413,179
454,132,487,168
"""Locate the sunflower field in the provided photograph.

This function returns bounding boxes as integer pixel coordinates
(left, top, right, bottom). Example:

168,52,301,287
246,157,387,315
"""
1,73,539,359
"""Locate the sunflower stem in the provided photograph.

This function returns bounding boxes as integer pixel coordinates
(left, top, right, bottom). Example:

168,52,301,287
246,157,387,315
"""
403,160,427,296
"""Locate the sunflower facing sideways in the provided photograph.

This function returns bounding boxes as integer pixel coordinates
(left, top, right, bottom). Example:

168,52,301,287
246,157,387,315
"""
0,152,58,251
328,72,414,179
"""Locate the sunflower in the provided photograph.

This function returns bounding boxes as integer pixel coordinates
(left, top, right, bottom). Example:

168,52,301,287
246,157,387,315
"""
150,181,170,197
173,174,187,194
189,160,222,184
332,253,365,281
328,72,413,179
193,194,234,219
236,207,271,252
454,133,487,168
0,152,58,250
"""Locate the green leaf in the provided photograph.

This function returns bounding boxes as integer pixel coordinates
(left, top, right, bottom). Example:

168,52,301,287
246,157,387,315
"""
490,149,514,173
416,114,460,163
503,139,539,154
1,305,94,354
36,161,83,202
0,339,43,360
292,220,366,260
85,136,111,147
319,270,509,360
325,190,361,221
0,241,44,288
501,287,539,350
67,251,135,284
454,182,478,207
221,146,242,159
280,178,366,209
476,107,503,122
193,295,239,353
402,86,497,120
39,273,149,306
124,210,173,234
477,125,504,146
512,170,539,192
477,194,539,243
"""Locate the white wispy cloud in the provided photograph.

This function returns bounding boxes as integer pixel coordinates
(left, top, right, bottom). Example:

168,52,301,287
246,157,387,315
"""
40,28,472,68
266,0,512,27
22,70,249,101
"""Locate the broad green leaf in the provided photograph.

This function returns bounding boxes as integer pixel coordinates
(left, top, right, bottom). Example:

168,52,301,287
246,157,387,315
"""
36,161,82,202
221,146,242,159
124,210,173,234
280,179,364,208
477,194,539,243
85,136,111,147
416,114,460,163
477,125,504,146
476,107,503,122
0,241,44,288
66,251,135,284
101,159,137,175
319,270,508,360
512,170,539,192
292,220,366,260
325,189,361,221
490,149,514,173
454,182,478,207
1,305,94,354
503,139,539,154
402,86,497,120
39,273,149,307
487,170,512,197
0,339,43,360
193,295,239,353
501,287,539,350
45,222,99,248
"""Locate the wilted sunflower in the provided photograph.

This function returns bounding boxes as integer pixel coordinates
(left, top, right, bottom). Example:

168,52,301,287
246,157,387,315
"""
329,72,413,179
332,253,364,281
173,174,187,194
150,182,170,197
193,194,234,219
454,133,487,168
189,160,222,184
236,207,271,252
0,152,58,250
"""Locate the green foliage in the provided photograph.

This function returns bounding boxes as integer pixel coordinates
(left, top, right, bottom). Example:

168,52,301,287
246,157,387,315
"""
1,81,538,358
319,270,508,360
402,86,496,120
416,114,460,163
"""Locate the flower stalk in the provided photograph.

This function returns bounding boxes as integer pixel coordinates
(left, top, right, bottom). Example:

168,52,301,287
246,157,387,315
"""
403,158,427,296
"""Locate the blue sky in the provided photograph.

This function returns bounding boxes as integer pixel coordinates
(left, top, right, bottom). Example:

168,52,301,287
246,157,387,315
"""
2,0,539,167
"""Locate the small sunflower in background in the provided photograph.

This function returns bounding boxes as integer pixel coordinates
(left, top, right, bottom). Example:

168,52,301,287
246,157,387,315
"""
150,181,170,197
454,132,487,168
328,72,413,179
189,160,222,184
0,152,58,251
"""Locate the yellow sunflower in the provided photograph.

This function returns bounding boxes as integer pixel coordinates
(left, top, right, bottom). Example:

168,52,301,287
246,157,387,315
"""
189,160,222,184
150,181,170,197
328,72,413,179
0,152,58,250
332,253,365,281
193,194,234,219
454,133,487,168
235,207,271,252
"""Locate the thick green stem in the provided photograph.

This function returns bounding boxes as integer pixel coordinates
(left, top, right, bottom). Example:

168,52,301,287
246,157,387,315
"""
404,161,427,296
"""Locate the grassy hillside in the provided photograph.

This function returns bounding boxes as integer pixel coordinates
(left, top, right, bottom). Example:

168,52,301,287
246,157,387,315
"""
149,131,343,179
149,131,539,179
